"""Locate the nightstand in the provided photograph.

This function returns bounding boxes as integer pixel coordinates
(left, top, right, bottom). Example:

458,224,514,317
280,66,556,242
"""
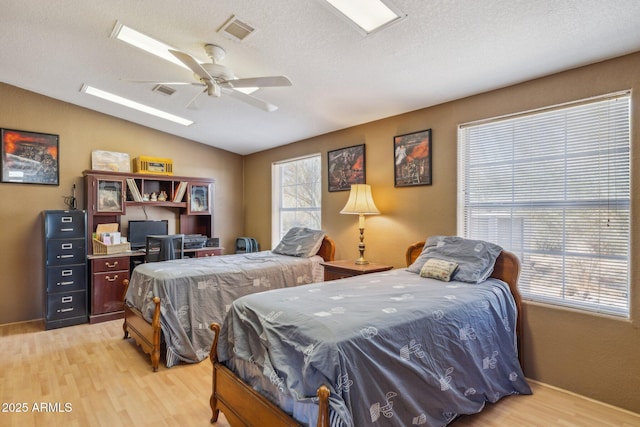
321,260,393,281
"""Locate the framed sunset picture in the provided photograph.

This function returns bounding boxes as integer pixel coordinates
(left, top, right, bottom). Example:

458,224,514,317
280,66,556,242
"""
1,128,59,185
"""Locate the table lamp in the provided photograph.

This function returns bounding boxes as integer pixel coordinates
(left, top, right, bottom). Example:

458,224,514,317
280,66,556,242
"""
340,184,380,264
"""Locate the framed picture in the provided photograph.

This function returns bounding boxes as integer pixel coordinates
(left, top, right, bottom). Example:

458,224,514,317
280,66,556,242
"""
394,129,432,187
96,179,124,213
327,144,366,192
188,183,211,214
1,128,59,185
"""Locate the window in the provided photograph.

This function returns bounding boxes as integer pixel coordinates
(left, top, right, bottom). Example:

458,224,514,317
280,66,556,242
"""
272,154,322,245
458,92,630,317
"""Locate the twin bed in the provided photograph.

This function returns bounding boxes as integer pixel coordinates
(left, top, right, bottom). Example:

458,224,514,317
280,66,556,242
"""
208,236,531,427
123,228,335,371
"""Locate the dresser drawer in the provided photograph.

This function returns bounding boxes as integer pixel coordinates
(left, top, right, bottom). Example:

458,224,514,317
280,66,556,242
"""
46,291,87,321
46,239,86,266
195,248,224,257
92,271,130,315
92,256,130,273
44,211,86,239
46,265,86,293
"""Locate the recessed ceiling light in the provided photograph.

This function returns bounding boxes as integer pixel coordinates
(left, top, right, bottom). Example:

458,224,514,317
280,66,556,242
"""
322,0,405,34
81,84,193,126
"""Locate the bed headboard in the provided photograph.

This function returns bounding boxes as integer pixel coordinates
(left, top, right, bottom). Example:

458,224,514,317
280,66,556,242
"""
405,240,524,365
317,236,336,262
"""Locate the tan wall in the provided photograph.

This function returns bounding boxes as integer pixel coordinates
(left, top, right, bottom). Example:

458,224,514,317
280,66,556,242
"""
244,52,640,413
0,83,244,324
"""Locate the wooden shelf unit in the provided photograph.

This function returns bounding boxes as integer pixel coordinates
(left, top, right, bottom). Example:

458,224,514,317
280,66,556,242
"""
83,169,215,254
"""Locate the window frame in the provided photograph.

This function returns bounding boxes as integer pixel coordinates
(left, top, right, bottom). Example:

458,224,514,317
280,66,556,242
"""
271,153,322,247
457,91,631,317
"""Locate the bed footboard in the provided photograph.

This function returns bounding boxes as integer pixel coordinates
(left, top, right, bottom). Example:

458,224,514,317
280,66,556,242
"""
209,323,330,427
122,279,162,372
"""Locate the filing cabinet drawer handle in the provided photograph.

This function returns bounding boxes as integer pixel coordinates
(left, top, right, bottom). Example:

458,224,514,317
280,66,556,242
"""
106,275,119,282
61,296,73,303
61,243,73,250
57,281,74,286
60,228,74,232
105,261,119,268
57,255,74,259
58,308,74,313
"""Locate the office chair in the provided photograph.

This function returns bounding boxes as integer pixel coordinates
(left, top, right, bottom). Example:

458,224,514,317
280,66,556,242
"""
145,234,185,263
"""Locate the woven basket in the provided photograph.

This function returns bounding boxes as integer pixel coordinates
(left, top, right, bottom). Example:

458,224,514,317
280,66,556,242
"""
92,239,131,255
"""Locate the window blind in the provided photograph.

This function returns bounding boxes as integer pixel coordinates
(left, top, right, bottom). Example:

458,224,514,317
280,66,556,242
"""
458,92,630,316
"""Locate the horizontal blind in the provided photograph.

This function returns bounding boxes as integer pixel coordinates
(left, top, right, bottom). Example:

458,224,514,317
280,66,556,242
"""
458,92,630,316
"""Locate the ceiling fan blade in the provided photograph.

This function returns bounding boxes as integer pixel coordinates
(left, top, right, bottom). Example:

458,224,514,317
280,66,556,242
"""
168,49,212,82
186,87,208,110
223,76,292,88
223,88,278,112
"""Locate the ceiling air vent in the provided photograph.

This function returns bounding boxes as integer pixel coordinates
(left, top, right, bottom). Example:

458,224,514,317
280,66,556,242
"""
152,84,176,96
219,15,255,41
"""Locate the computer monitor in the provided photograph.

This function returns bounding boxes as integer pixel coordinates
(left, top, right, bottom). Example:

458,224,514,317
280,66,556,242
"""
127,220,168,250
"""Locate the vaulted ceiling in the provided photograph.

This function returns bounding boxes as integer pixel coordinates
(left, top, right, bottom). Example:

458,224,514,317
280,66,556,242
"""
2,0,640,155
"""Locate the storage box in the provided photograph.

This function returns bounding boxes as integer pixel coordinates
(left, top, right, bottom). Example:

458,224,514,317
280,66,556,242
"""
92,239,131,255
93,223,130,254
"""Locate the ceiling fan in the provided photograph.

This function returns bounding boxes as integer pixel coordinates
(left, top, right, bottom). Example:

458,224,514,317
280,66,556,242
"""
162,44,292,112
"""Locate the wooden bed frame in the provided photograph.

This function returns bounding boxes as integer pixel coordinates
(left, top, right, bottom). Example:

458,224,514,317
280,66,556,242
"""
122,236,336,372
208,241,523,427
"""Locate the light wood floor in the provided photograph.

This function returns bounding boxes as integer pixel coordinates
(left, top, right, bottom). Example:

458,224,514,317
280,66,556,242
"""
1,319,639,427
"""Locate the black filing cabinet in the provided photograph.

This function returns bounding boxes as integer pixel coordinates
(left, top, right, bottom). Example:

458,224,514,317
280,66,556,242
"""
43,210,88,329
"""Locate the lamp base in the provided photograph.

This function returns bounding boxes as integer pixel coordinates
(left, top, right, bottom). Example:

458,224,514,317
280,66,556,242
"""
355,257,369,265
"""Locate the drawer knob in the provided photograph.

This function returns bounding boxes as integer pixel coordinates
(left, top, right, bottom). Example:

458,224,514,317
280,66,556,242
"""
106,275,119,282
105,261,118,268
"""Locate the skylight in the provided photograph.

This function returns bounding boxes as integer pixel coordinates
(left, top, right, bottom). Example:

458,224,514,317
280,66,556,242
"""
81,84,193,126
323,0,404,34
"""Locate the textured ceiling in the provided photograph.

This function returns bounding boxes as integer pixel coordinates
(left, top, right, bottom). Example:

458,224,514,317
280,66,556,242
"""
1,0,640,155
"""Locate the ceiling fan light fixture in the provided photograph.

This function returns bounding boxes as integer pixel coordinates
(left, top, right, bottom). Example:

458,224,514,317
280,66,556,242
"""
81,84,193,126
111,21,188,70
321,0,405,35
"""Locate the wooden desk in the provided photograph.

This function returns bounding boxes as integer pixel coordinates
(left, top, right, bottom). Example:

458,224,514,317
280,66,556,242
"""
321,260,393,281
87,247,224,324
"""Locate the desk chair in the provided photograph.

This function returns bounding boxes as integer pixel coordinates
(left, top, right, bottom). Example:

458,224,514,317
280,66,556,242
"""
145,234,185,263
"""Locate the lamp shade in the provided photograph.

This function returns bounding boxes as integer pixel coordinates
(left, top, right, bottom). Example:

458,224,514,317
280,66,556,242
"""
340,184,380,215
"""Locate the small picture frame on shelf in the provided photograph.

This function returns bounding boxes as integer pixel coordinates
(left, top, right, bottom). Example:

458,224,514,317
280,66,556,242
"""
96,179,124,213
394,129,432,187
189,184,210,214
